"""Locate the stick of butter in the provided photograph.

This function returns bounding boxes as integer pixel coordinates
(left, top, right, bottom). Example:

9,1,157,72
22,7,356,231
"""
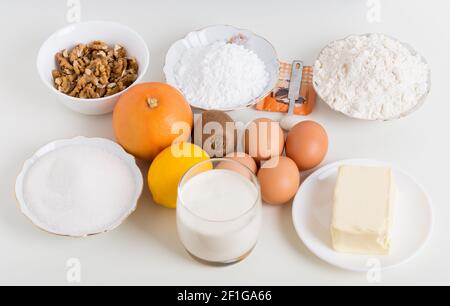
331,166,396,255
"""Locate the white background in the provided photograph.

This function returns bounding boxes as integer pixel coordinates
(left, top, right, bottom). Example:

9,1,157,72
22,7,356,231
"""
0,0,449,286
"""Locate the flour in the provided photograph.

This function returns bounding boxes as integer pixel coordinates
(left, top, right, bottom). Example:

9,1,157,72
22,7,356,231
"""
174,41,269,110
22,145,137,237
314,34,430,120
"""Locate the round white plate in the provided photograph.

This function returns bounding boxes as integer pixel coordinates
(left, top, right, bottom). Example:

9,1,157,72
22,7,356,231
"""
292,159,433,272
15,137,144,238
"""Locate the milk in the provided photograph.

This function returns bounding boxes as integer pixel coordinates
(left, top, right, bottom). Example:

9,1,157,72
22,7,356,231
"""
177,169,262,263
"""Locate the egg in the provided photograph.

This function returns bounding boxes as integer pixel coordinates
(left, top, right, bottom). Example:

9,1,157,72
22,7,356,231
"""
257,156,300,205
244,118,285,161
225,153,257,173
216,153,258,179
286,121,328,171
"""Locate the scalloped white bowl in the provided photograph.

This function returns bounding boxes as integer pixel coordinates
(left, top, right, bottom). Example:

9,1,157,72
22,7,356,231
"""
15,137,144,237
164,25,280,111
37,21,150,115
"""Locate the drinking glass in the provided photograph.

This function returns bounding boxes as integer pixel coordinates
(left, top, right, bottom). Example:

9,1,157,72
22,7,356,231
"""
177,158,262,265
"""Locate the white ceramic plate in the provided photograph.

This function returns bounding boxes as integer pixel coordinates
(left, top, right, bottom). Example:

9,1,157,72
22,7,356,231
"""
15,137,144,237
292,159,433,272
164,25,280,111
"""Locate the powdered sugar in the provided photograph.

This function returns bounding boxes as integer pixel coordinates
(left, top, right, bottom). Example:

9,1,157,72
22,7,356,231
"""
174,41,269,110
314,34,430,120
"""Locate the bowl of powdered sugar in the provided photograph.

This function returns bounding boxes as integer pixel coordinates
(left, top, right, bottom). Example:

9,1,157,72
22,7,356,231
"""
313,33,431,121
164,25,279,111
15,137,143,237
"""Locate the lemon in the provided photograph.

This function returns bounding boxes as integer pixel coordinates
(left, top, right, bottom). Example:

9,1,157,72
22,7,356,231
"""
148,142,210,209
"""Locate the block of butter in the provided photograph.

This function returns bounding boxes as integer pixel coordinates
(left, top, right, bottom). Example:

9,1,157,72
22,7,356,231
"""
331,166,396,255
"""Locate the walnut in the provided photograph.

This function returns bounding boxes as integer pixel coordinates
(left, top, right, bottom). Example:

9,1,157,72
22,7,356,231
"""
69,73,98,97
52,40,139,99
52,69,62,79
112,57,128,80
96,85,107,97
127,57,139,72
73,58,87,75
92,50,107,59
118,70,138,88
89,40,109,51
105,83,122,97
55,52,74,75
114,45,127,59
85,57,108,85
79,83,99,99
55,76,74,94
106,49,115,63
69,44,88,62
54,73,77,94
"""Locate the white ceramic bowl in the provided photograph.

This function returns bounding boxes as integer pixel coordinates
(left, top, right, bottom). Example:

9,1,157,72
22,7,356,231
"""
164,25,280,111
15,137,144,237
37,21,150,115
313,33,431,121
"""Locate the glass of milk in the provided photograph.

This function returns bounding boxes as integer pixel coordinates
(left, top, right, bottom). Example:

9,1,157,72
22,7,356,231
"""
177,158,262,265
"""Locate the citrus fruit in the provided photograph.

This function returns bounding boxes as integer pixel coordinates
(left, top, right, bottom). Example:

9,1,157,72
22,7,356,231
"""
148,142,210,208
113,82,193,161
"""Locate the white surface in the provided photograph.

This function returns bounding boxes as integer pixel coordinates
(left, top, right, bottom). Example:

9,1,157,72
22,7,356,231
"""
37,21,150,115
15,137,143,237
292,159,433,272
0,0,449,285
164,25,279,111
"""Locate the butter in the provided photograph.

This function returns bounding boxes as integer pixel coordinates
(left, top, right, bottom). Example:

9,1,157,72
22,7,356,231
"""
331,166,396,255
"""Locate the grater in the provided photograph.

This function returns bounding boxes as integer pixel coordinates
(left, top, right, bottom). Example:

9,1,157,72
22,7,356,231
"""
256,61,316,116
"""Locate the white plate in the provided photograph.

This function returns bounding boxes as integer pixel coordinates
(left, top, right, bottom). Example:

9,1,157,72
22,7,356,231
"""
292,159,433,272
164,25,280,111
15,137,144,238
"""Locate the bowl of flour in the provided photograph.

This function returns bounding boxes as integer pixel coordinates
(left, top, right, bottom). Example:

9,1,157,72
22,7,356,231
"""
313,33,431,121
164,25,279,111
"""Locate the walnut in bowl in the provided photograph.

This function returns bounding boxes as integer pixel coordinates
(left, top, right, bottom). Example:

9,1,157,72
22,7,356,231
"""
37,21,149,115
52,41,139,99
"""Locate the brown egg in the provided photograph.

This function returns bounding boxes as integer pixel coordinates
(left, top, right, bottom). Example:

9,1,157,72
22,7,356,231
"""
244,118,285,161
257,156,300,205
286,121,328,171
225,153,258,173
216,153,258,179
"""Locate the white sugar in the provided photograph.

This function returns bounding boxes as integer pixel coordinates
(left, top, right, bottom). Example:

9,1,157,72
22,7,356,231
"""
174,41,269,109
22,145,136,237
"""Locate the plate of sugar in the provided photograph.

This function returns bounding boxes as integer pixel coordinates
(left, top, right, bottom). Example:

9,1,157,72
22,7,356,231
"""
15,137,143,237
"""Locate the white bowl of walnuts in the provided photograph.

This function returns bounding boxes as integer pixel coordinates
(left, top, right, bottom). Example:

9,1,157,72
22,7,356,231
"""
37,21,149,115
